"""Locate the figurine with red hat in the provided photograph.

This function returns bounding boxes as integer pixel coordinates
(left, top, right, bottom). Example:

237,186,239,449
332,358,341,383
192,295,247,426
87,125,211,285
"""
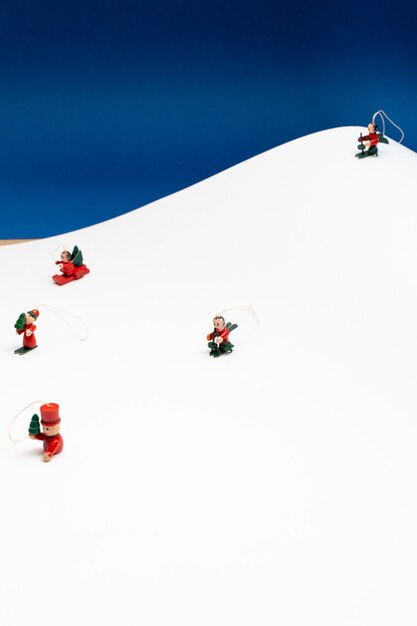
29,403,64,462
14,309,40,355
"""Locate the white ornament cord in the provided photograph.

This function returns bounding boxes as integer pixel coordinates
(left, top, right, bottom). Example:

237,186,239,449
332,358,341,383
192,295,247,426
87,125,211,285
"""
216,304,260,325
8,400,46,443
49,243,70,262
372,109,404,143
37,303,89,341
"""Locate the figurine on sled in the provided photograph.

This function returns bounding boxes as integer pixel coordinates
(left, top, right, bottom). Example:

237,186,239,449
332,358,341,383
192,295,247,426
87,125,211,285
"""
52,246,90,285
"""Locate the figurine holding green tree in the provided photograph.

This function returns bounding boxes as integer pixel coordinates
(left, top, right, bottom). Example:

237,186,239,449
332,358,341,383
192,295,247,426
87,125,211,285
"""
14,309,39,355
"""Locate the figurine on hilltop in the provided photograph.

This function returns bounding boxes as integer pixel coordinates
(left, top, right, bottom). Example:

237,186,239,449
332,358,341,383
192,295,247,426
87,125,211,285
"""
356,121,389,159
53,245,90,285
28,403,63,462
207,315,238,357
14,309,39,355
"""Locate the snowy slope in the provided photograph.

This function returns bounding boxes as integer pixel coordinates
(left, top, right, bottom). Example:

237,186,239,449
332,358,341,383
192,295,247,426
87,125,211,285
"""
1,127,417,626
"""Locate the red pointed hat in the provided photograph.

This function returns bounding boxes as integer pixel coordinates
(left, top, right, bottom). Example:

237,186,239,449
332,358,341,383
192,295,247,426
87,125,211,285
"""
40,403,61,425
28,309,40,319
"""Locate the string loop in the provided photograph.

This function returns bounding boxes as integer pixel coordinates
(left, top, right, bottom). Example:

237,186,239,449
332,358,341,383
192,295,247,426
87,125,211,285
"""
49,243,70,262
8,400,46,443
37,303,89,341
216,305,260,325
372,110,404,144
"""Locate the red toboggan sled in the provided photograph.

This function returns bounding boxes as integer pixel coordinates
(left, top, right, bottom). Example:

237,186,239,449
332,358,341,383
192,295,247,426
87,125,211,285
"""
53,264,90,285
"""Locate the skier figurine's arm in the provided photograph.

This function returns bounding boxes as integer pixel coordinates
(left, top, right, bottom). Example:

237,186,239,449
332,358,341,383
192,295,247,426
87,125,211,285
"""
207,328,218,341
359,134,379,148
358,123,379,148
216,328,230,345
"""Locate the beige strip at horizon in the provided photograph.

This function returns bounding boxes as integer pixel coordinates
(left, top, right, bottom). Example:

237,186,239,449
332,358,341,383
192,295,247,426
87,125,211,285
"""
0,240,35,246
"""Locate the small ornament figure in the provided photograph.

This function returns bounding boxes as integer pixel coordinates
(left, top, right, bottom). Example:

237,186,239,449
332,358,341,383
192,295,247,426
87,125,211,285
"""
356,122,389,159
29,403,64,462
207,315,238,357
14,309,39,355
52,245,90,285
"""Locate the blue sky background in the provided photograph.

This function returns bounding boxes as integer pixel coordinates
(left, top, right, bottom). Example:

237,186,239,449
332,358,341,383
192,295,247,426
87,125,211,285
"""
1,0,417,237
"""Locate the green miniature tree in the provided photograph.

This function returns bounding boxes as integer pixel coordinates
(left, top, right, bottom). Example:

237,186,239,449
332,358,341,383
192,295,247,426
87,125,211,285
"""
71,246,83,267
28,414,41,436
14,312,26,331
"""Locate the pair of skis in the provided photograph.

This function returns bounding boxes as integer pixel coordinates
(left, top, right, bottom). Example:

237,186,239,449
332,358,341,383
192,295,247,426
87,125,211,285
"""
356,133,389,159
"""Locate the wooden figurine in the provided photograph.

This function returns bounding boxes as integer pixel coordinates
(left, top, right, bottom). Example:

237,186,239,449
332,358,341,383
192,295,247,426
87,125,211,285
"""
53,245,90,285
207,315,238,357
29,403,64,462
14,309,39,355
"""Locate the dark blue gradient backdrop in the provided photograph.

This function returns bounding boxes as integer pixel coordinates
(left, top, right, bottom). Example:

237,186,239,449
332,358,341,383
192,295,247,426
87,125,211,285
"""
1,0,417,237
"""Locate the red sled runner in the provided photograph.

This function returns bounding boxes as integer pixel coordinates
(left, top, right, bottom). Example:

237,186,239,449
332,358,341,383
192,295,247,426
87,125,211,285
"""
52,246,90,285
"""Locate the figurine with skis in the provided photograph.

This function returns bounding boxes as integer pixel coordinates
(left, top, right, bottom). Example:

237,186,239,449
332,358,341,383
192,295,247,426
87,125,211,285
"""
207,315,238,357
356,121,389,159
14,309,39,355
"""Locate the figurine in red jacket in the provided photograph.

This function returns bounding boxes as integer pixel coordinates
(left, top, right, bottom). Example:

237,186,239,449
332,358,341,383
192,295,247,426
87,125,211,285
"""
15,309,39,354
56,250,75,276
358,122,379,152
29,403,64,462
53,245,90,285
207,316,230,344
207,315,237,357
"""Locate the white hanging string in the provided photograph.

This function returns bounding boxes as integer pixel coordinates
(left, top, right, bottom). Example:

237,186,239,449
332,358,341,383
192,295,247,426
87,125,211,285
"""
37,303,89,341
216,304,260,325
8,400,46,443
372,110,404,143
49,243,70,262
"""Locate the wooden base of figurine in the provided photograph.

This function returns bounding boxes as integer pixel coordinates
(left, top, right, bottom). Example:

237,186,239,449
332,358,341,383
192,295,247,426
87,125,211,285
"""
14,346,37,355
208,342,234,357
356,148,378,159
